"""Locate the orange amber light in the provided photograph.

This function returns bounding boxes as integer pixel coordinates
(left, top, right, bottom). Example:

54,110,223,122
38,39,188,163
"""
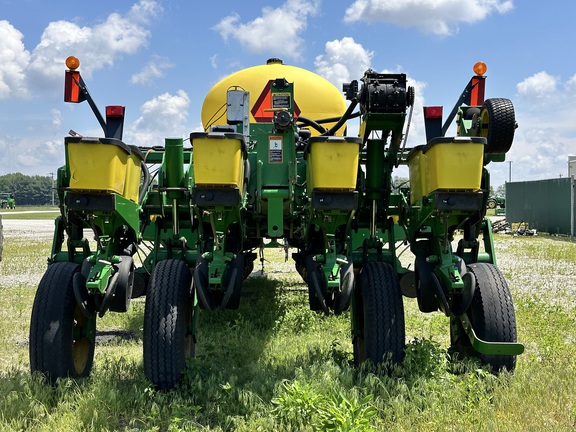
66,56,80,70
473,61,487,76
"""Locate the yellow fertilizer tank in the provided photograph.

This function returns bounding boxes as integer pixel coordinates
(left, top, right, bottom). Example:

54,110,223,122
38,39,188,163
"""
201,58,347,135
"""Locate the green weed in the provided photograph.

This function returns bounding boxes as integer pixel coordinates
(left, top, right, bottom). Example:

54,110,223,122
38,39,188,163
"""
0,229,575,431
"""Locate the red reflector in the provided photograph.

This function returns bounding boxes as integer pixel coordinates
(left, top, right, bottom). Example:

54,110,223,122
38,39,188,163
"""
64,71,84,103
424,106,443,119
106,105,125,117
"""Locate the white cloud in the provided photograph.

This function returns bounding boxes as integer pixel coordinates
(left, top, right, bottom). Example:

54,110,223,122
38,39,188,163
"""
516,71,558,98
344,0,514,36
213,0,320,60
565,74,576,93
130,57,174,85
313,36,427,154
51,109,62,130
507,126,573,182
0,20,31,99
502,71,576,187
314,37,373,88
126,90,190,146
129,0,162,24
25,0,162,90
15,137,64,170
209,54,218,69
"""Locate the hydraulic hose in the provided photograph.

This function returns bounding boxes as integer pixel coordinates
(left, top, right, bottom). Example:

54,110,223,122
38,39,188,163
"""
295,116,328,134
296,102,361,136
321,99,359,136
138,159,151,205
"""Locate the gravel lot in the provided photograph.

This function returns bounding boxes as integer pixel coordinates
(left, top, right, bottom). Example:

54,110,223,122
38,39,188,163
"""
0,219,57,288
2,219,56,240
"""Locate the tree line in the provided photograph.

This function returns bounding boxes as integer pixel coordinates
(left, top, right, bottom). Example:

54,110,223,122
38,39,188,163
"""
0,173,55,206
0,173,506,208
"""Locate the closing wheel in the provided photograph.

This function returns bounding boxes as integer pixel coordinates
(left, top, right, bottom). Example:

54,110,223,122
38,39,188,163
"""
415,257,439,313
144,259,194,390
479,98,516,154
334,258,354,315
352,262,405,368
242,252,257,280
194,256,215,311
108,256,135,313
450,263,518,373
30,262,96,383
221,253,244,309
306,255,328,313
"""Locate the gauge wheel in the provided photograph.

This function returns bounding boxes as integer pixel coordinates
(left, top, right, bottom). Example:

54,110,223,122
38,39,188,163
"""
144,259,194,390
352,261,405,368
449,263,518,373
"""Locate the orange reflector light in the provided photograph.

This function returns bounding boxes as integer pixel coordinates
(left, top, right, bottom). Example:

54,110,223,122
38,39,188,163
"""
424,106,443,119
106,105,125,118
66,56,80,70
64,71,84,103
473,61,487,76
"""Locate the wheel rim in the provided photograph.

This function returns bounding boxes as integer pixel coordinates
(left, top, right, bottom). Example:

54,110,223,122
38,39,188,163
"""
480,109,490,139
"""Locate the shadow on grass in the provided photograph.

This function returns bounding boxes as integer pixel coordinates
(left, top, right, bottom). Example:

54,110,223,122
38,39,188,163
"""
177,273,352,413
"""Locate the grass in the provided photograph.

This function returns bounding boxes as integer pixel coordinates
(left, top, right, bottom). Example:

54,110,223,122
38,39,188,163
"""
0,222,575,431
1,206,59,220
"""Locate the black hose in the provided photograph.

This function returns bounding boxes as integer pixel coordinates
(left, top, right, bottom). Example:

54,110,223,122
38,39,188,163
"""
138,159,151,205
296,103,361,136
302,111,361,125
322,100,359,136
296,116,327,134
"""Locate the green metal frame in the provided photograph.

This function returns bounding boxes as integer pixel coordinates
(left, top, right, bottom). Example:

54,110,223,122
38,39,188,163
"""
43,62,524,376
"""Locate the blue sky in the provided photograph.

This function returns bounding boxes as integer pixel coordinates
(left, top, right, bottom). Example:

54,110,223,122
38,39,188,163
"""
1,0,575,188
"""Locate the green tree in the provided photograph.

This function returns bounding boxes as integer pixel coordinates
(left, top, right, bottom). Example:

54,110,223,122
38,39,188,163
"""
0,173,53,206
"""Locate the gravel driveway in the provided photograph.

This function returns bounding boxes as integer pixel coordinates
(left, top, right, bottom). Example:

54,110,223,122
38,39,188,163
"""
0,218,57,288
2,219,56,240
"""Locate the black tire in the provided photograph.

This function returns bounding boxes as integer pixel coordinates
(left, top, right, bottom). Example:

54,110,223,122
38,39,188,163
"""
108,256,134,313
450,263,518,373
353,262,405,367
480,98,516,154
464,107,481,120
415,256,440,313
143,259,194,390
334,259,354,315
242,252,256,280
221,253,244,309
194,256,215,311
30,262,96,383
406,86,415,107
306,255,327,313
486,198,497,209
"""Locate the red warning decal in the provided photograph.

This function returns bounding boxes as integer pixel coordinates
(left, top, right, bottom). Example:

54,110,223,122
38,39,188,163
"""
251,80,301,122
